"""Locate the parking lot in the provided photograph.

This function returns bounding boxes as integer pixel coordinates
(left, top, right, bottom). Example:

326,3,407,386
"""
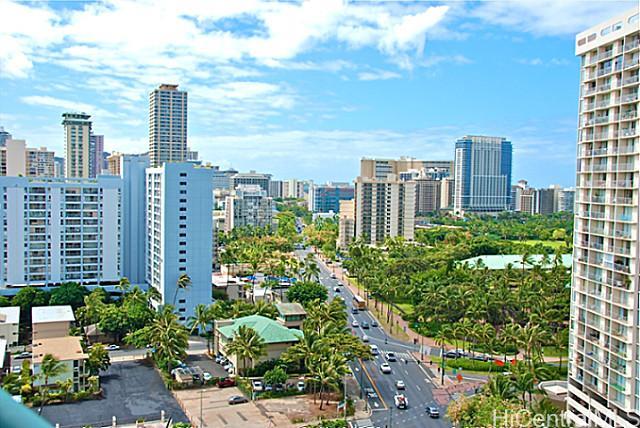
41,360,189,428
186,354,228,378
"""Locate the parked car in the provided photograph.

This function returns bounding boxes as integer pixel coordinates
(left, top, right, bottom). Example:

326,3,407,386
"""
14,352,31,360
297,380,306,392
361,321,370,329
363,387,378,399
386,352,397,362
362,335,369,342
426,406,440,418
264,384,273,392
203,372,213,382
218,378,236,388
330,273,336,278
396,380,405,390
334,287,340,292
380,363,392,374
105,344,120,351
252,379,264,391
351,307,359,314
228,395,248,405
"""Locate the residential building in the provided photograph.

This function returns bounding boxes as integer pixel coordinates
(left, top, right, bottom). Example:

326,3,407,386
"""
440,176,455,210
107,151,122,175
558,188,576,213
224,184,274,232
0,339,7,377
512,180,536,214
32,336,89,392
212,167,238,191
230,171,271,194
453,135,512,214
275,302,307,330
0,139,55,177
360,157,453,180
53,157,64,178
32,305,75,341
414,169,449,215
62,112,92,178
338,199,355,250
149,84,188,167
0,127,11,147
354,174,416,245
186,148,198,161
120,154,149,284
146,162,213,322
309,182,354,213
0,176,122,290
282,179,307,199
567,9,640,428
0,307,20,347
214,315,302,371
90,134,104,177
536,187,557,215
269,179,284,199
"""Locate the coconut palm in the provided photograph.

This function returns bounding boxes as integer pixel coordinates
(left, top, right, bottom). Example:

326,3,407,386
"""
56,378,74,402
173,274,192,306
187,304,215,354
145,286,162,306
224,325,266,376
38,354,67,412
116,277,131,301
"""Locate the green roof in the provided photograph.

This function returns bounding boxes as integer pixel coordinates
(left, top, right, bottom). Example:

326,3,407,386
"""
460,254,572,270
218,315,303,344
275,302,307,316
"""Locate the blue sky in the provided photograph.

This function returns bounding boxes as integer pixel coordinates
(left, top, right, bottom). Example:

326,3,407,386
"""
0,0,636,187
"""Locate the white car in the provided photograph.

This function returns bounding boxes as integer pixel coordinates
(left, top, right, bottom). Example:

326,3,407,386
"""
106,344,120,351
252,379,264,391
297,380,306,392
362,335,369,342
203,372,213,382
351,320,359,328
396,380,405,390
369,344,379,355
330,273,337,279
380,363,392,374
394,393,408,409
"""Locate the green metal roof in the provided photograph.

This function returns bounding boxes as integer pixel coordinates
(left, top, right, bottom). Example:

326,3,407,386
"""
461,254,572,270
219,315,303,344
275,302,307,316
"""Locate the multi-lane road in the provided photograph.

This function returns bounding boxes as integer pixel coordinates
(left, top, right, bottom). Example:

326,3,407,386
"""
296,248,450,428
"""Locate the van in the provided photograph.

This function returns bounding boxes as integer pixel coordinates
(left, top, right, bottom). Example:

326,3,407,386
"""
369,344,379,355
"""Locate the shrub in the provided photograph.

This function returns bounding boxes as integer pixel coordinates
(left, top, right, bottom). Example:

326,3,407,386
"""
245,359,297,377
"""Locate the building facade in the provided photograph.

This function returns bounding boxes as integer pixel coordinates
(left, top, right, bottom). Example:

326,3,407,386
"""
453,135,512,214
0,127,11,147
0,176,121,289
0,307,19,347
90,134,104,177
229,171,271,194
567,9,640,428
309,182,354,213
0,139,55,177
149,84,188,168
62,112,92,179
146,162,213,322
414,176,442,215
354,174,416,245
212,167,238,191
360,157,453,180
53,157,64,178
338,199,355,250
224,185,274,232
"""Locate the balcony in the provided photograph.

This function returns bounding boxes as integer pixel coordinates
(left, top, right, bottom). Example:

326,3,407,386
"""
626,40,640,51
623,75,639,86
597,67,613,77
619,128,638,138
624,57,640,70
595,100,611,109
612,180,634,187
620,110,637,120
614,163,635,171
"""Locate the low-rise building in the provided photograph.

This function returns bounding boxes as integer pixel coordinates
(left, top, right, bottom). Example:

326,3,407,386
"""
275,303,306,330
32,306,75,341
214,315,302,372
224,185,274,232
0,307,20,347
32,336,89,392
338,199,355,250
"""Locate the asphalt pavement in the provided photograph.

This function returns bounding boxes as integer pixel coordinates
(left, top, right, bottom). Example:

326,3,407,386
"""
296,249,450,428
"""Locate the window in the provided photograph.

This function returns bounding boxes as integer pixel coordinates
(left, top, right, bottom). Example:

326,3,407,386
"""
179,173,187,177
179,224,186,228
612,21,623,31
179,216,186,220
179,207,186,211
179,241,186,246
179,258,186,262
179,267,186,272
601,26,611,36
179,250,186,254
179,199,186,203
179,233,186,237
179,190,187,194
179,299,186,303
178,308,186,312
630,14,639,25
179,181,187,186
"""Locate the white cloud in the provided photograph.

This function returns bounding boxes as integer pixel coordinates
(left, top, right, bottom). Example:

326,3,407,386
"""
358,70,401,81
20,95,115,118
516,57,571,66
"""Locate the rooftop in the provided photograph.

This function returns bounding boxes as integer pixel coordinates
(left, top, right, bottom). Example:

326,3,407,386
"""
32,336,87,363
0,307,20,325
218,315,303,344
461,254,572,270
276,302,307,317
32,305,75,324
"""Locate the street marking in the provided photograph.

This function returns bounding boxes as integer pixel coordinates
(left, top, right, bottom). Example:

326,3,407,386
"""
359,358,387,410
416,385,421,391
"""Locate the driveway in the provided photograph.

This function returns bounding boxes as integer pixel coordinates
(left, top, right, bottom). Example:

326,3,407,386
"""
41,360,189,428
186,354,228,378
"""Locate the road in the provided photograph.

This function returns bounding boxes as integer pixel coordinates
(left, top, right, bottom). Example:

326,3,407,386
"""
296,249,449,428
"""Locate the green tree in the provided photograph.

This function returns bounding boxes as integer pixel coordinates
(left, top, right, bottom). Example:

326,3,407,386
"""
87,343,111,375
13,287,49,322
173,274,192,306
49,282,88,309
0,296,11,307
97,305,129,342
116,277,131,301
56,378,74,402
286,281,328,307
38,354,67,411
224,325,266,376
187,304,215,354
263,366,288,386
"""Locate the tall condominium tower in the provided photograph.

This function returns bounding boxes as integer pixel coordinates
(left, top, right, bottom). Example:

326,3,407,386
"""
149,84,188,167
453,135,512,214
0,127,11,147
0,139,55,177
567,9,640,428
62,113,92,178
146,162,213,322
90,134,104,177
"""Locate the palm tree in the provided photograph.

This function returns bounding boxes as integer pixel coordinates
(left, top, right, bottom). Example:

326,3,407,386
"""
435,325,452,385
187,304,215,354
224,325,266,376
136,305,189,373
173,274,192,306
56,378,74,402
145,286,162,306
485,374,517,400
116,277,131,301
38,354,67,412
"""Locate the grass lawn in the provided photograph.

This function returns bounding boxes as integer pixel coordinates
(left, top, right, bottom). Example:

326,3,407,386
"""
542,346,569,358
513,240,570,250
369,304,411,342
394,303,415,316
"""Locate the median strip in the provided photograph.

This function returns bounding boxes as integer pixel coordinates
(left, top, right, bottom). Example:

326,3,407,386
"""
359,358,387,410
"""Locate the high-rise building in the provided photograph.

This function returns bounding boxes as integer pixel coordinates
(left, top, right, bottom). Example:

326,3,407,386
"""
229,171,271,194
269,180,284,199
440,177,455,210
212,167,238,191
415,176,442,215
107,152,123,176
0,139,55,177
53,157,64,178
90,134,104,177
149,84,188,168
309,182,354,213
360,157,453,180
224,185,274,233
186,148,198,161
0,176,121,289
146,162,213,322
119,154,149,285
535,187,558,215
558,188,576,213
453,135,512,214
62,112,92,178
338,199,355,250
0,127,11,147
567,9,640,428
354,174,416,245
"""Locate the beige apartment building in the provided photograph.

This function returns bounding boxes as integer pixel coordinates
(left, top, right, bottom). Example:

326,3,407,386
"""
32,336,89,392
32,305,75,341
338,199,355,249
62,112,92,178
567,8,640,428
360,157,453,180
0,307,20,347
0,139,55,177
149,84,187,167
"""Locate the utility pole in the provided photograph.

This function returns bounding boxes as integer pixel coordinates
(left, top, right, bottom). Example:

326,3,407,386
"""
199,389,203,427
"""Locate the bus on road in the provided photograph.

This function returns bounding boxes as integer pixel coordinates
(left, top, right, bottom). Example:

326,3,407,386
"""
352,295,366,310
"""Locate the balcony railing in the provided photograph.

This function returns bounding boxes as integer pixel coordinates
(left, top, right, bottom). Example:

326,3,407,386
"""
614,163,635,170
624,58,639,69
620,128,638,138
620,110,637,120
623,75,639,85
626,40,640,51
621,93,639,103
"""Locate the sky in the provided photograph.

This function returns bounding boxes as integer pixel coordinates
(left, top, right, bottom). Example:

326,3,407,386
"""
0,0,637,187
